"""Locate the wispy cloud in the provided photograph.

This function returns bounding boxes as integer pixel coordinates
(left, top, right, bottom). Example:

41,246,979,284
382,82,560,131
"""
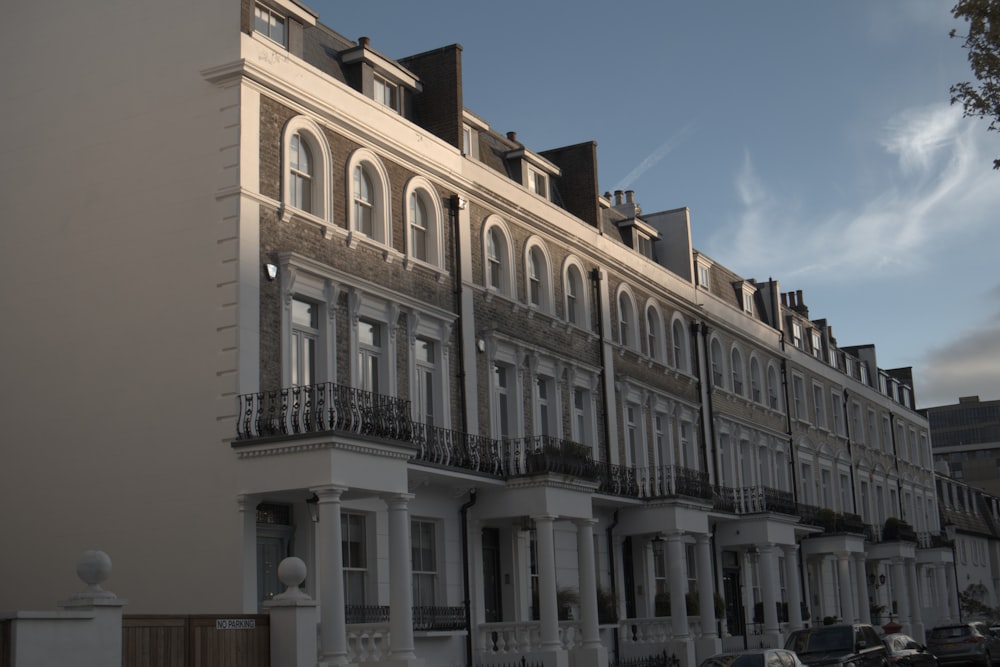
709,103,1000,282
613,123,696,192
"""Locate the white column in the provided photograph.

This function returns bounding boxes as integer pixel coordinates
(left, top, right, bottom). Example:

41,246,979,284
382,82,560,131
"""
534,514,561,649
800,556,814,625
696,535,718,638
820,556,836,619
891,557,911,633
946,563,959,622
313,485,349,666
237,494,258,613
387,493,416,661
909,562,924,642
666,531,690,639
782,545,804,630
836,554,855,624
576,520,601,648
853,555,870,624
759,544,781,644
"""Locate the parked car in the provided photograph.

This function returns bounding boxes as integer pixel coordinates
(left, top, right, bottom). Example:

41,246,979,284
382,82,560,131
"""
700,648,806,667
926,622,1000,667
785,624,888,667
883,633,939,667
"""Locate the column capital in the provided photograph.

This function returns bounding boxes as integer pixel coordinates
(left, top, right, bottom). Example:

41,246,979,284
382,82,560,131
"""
781,543,800,556
310,485,348,502
574,517,598,528
695,533,712,545
531,513,558,523
385,492,415,509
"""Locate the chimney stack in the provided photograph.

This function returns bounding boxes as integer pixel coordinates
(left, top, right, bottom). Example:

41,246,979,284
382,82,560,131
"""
614,190,624,205
506,131,518,143
358,36,370,47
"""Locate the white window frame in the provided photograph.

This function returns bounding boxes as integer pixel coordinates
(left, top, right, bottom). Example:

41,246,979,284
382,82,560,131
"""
710,337,725,389
672,317,690,374
254,2,288,47
730,346,745,396
279,259,335,388
403,178,444,270
342,510,369,606
749,355,763,404
617,287,639,351
524,239,553,313
346,148,391,246
646,302,664,362
563,259,590,328
374,74,399,112
281,116,332,223
483,216,514,298
411,518,439,607
791,374,806,422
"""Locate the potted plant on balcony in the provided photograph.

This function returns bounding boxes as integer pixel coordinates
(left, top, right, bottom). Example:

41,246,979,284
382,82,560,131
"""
882,517,917,542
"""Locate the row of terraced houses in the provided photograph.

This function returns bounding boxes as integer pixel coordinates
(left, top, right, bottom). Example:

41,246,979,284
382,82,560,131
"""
1,2,960,667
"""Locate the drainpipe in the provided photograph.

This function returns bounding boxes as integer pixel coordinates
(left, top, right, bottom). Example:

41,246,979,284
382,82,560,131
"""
590,268,613,463
888,411,904,521
607,509,620,661
449,195,469,433
460,489,478,667
692,321,718,485
780,355,800,507
842,390,858,516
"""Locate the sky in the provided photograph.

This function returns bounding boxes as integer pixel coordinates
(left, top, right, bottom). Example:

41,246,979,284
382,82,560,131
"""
310,0,1000,409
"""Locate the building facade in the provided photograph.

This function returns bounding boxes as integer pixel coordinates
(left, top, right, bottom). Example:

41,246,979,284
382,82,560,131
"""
927,396,1000,496
0,2,957,666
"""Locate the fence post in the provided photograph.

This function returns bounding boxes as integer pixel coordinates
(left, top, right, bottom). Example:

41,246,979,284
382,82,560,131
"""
57,550,128,667
264,557,318,667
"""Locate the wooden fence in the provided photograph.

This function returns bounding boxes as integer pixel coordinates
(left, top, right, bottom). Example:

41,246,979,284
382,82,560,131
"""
123,615,269,667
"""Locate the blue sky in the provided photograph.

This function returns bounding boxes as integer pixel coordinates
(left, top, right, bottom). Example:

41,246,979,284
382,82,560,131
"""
311,0,1000,408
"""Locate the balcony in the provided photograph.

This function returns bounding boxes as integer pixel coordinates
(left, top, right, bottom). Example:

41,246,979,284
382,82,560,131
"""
344,605,466,631
236,384,599,483
799,507,866,535
597,463,711,501
237,383,411,442
712,485,797,515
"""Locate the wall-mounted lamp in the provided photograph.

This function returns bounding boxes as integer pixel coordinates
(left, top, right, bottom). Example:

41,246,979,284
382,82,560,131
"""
265,263,278,281
306,493,319,523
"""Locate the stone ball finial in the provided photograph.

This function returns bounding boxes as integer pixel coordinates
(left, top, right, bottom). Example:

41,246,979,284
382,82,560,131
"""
71,550,116,600
77,550,112,586
274,557,310,601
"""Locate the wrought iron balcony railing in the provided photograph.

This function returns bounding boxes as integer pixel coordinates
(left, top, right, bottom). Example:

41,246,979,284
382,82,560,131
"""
712,485,796,515
237,383,411,442
597,463,710,501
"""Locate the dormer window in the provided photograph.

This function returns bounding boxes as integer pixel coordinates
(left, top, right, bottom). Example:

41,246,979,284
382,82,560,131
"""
374,75,399,112
254,3,288,47
791,322,803,349
637,232,653,260
528,168,547,198
811,331,822,358
738,281,756,314
695,256,712,289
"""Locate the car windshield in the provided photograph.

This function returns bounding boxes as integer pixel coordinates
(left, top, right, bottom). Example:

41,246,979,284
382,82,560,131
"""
702,655,764,667
788,627,853,654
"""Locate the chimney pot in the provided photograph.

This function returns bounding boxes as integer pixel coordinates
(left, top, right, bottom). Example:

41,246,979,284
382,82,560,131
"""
796,290,804,306
614,190,624,205
359,36,370,47
506,131,517,142
625,190,635,204
781,293,788,307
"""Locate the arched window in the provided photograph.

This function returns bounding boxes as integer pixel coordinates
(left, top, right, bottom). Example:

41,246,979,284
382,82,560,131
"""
289,134,312,211
353,165,374,236
566,264,583,325
646,305,662,361
346,149,390,244
618,290,638,350
524,241,553,313
730,347,745,396
672,318,689,373
403,178,444,268
710,338,725,388
767,364,781,411
282,116,331,221
749,356,763,403
483,217,513,297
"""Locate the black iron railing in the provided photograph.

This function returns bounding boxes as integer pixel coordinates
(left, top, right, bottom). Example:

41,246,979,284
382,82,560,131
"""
712,485,796,515
237,383,411,442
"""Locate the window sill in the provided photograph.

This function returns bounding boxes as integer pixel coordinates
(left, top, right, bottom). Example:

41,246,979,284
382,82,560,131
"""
403,254,448,283
280,205,340,240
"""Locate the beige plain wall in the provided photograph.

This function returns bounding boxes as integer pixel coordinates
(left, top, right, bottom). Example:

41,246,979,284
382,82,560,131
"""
0,1,249,613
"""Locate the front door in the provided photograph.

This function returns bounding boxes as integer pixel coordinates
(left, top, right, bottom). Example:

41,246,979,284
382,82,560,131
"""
482,527,502,622
723,564,744,637
257,535,288,607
